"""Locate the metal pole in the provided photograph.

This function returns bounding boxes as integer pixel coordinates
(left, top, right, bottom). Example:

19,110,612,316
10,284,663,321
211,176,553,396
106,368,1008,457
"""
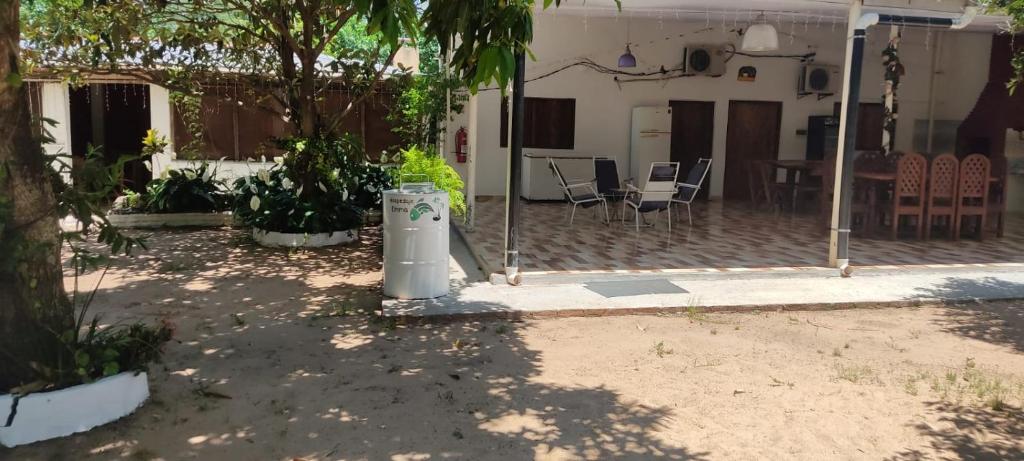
832,28,866,276
504,52,526,285
466,93,479,232
829,0,864,271
926,32,944,154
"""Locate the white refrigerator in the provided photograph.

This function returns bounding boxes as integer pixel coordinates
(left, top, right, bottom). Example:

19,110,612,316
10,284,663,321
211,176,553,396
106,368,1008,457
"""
630,106,672,188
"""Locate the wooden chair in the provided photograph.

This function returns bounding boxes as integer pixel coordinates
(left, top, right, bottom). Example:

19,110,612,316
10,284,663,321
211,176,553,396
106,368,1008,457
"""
854,150,886,173
756,161,793,212
886,152,927,240
819,155,836,227
955,154,991,241
747,160,767,208
987,155,1008,237
850,151,885,233
821,153,878,231
924,154,958,240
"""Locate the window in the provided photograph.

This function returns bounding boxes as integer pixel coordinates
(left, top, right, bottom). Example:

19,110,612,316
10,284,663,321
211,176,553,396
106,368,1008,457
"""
500,97,575,149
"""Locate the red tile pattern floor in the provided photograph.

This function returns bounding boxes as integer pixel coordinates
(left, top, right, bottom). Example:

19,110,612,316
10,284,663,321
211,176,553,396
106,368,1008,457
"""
456,197,1024,273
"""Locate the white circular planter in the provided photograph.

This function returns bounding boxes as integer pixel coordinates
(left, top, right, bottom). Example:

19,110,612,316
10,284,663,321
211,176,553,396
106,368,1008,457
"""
253,228,358,248
107,212,235,228
0,372,149,448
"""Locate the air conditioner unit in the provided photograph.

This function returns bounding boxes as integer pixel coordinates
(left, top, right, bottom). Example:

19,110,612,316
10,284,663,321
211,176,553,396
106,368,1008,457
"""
799,64,840,95
683,45,726,76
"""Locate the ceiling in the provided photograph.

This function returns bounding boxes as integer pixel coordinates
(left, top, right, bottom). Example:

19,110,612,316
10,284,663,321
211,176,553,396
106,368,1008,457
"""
536,0,1012,32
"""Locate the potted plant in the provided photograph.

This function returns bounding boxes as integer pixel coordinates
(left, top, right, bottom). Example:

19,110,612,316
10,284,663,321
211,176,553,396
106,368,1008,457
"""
233,166,363,247
392,146,466,217
109,162,234,228
107,131,233,228
1,146,173,448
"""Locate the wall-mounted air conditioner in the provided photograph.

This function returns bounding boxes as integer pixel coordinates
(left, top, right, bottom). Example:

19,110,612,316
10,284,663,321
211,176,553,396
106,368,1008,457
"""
683,45,726,76
799,64,840,95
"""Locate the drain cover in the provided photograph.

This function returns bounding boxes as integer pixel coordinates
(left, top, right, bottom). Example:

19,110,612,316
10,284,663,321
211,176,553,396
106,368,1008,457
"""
584,279,688,298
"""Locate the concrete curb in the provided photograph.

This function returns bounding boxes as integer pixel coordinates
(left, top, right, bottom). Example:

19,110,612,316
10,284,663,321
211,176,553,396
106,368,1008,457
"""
384,297,1024,325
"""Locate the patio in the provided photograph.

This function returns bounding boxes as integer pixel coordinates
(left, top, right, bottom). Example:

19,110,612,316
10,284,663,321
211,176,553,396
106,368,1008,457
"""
456,197,1024,275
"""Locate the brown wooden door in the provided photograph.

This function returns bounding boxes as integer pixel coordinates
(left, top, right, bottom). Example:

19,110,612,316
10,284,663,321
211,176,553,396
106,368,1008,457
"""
833,102,885,151
670,100,715,200
855,103,884,151
725,100,782,201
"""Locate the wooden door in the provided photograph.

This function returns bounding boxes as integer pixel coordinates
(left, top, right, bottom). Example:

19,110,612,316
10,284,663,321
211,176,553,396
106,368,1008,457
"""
833,102,885,151
855,103,884,151
725,100,782,201
670,100,715,200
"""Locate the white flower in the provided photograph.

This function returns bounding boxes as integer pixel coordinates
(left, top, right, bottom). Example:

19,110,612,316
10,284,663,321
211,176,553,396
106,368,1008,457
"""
342,189,349,201
318,182,327,192
184,170,198,180
281,178,293,190
249,196,261,211
257,169,271,184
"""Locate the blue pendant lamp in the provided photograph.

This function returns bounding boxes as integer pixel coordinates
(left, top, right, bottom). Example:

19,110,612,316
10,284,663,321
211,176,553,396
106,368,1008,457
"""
618,16,636,68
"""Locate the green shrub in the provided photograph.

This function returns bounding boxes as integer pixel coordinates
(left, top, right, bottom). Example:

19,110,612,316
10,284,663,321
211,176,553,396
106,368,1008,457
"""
347,163,393,211
143,162,231,213
393,146,466,216
232,166,362,234
110,161,230,215
67,320,174,385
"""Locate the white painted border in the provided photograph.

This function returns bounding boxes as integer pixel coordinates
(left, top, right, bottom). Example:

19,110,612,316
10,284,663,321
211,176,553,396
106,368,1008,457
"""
253,228,358,248
107,212,236,228
0,372,149,447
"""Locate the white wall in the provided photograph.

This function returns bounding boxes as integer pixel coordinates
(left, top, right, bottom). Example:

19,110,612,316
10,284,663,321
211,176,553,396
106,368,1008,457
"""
165,158,277,182
455,14,992,198
40,83,72,181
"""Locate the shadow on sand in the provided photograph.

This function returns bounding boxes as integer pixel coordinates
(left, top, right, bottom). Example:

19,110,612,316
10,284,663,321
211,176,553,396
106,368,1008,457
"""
4,228,708,460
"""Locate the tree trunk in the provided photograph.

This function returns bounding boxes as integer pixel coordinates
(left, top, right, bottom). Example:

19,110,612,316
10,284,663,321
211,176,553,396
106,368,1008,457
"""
0,0,73,391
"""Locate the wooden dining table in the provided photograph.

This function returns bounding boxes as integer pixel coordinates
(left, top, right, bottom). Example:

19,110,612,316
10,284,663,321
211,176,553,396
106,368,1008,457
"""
765,159,824,211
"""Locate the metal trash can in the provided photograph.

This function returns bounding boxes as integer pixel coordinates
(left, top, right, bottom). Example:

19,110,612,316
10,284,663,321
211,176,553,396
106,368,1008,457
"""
382,180,449,299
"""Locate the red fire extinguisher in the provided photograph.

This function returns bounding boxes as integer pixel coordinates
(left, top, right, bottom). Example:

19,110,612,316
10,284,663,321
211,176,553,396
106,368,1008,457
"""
455,127,468,163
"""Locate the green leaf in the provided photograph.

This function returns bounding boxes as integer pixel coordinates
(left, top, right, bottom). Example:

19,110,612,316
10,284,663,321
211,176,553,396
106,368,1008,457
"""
103,361,120,376
75,350,90,368
5,71,23,88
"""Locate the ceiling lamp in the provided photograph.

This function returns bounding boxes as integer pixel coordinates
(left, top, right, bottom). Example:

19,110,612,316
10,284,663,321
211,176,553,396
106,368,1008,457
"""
618,44,637,68
618,17,636,68
742,13,779,52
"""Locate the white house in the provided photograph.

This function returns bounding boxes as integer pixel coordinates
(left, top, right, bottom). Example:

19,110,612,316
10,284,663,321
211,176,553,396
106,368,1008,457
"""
440,0,1024,281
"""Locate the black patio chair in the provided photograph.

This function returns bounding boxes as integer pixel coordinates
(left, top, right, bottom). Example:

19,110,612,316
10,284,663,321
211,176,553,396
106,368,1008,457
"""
671,158,712,225
593,157,629,206
549,158,608,226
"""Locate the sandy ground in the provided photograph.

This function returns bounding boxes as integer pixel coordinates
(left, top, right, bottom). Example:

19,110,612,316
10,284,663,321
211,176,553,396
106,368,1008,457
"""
4,228,1024,461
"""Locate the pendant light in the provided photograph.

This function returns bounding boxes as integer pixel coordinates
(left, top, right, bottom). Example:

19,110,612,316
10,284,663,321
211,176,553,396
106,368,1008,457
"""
741,12,780,52
618,16,637,68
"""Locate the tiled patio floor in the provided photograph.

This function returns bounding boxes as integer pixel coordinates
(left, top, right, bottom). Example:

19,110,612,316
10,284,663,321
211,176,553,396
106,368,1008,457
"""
456,197,1024,273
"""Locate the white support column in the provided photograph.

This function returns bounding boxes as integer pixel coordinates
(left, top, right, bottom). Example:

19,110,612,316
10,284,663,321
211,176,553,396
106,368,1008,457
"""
466,93,479,231
148,84,175,175
829,0,863,268
40,83,72,182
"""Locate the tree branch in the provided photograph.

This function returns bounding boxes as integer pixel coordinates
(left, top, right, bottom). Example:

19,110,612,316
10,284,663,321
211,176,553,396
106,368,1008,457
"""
324,44,401,133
